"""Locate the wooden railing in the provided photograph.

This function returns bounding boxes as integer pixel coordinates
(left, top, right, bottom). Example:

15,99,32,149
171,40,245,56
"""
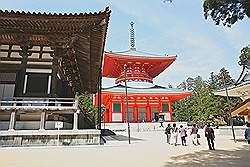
0,97,78,112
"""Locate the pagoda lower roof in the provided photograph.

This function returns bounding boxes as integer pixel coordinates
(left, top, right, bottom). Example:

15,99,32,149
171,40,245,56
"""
106,49,176,58
102,84,192,102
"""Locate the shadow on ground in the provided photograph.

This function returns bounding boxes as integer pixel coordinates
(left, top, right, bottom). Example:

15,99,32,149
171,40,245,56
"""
164,145,250,167
110,135,143,141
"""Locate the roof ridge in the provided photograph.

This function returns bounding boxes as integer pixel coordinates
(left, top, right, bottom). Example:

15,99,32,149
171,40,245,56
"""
0,7,110,17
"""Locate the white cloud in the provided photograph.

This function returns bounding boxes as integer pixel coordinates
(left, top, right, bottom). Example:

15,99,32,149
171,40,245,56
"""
99,0,249,87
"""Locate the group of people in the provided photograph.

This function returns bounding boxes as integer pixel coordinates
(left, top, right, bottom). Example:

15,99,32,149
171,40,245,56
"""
164,123,216,150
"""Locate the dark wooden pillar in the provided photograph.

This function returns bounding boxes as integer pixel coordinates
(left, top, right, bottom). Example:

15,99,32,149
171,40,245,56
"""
50,47,61,97
15,43,31,96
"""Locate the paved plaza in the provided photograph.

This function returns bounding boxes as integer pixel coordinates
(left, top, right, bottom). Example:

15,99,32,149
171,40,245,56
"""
0,131,249,167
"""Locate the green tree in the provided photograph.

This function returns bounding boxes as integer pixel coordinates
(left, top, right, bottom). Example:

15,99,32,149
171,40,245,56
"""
163,0,250,26
173,69,242,125
78,94,105,125
216,67,236,88
203,0,250,27
239,45,250,66
208,72,219,90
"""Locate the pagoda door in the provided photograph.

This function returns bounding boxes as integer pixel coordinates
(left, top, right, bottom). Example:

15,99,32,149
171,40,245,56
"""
150,107,159,122
138,106,147,122
125,107,134,122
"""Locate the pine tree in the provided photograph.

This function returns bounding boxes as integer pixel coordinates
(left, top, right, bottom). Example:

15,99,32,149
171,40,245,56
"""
172,68,242,125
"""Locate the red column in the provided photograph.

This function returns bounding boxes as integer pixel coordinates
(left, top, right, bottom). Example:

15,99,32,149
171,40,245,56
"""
104,110,109,123
134,98,138,123
146,97,151,122
109,102,112,123
121,98,126,122
159,98,162,113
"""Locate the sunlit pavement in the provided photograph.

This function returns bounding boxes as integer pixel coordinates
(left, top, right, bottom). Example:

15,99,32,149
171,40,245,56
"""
0,131,249,167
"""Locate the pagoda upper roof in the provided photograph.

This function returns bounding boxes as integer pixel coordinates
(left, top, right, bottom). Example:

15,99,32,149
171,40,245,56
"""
102,49,176,83
102,84,192,102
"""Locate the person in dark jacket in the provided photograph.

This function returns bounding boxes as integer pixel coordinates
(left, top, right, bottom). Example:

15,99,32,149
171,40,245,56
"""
165,123,172,144
245,123,250,144
205,124,215,150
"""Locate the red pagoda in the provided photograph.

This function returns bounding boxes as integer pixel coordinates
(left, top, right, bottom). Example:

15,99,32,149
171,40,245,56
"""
95,22,191,123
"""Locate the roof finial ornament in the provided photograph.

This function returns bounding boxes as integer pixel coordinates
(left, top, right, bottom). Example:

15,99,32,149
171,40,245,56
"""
130,21,136,50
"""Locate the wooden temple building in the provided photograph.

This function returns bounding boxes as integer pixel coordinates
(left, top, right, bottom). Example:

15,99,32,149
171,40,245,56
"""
95,22,192,123
214,60,250,122
0,8,110,146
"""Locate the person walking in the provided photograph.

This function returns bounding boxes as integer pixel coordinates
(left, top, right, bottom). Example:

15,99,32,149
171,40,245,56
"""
159,117,164,128
179,125,187,146
172,123,178,146
165,123,172,144
205,124,215,150
245,122,250,144
190,124,199,146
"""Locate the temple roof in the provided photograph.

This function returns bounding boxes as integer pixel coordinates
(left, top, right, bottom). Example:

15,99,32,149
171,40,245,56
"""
214,64,250,100
231,98,250,116
0,8,110,34
0,8,111,94
213,81,250,100
106,49,176,58
102,51,176,84
102,84,192,102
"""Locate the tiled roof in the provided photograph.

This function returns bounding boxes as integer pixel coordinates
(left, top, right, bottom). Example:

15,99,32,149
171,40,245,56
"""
105,49,176,58
102,84,191,95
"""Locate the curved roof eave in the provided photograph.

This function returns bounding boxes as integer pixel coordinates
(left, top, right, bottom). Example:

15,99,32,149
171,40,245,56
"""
104,50,177,59
102,84,192,95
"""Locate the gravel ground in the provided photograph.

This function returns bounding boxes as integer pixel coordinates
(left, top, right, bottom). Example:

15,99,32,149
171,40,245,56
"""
0,131,249,167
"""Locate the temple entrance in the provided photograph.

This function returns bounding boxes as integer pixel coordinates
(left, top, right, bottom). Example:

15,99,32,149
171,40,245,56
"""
151,107,158,122
138,107,147,122
126,107,134,122
24,73,50,96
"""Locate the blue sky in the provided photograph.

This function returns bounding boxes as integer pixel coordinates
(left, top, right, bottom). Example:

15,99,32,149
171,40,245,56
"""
1,0,249,87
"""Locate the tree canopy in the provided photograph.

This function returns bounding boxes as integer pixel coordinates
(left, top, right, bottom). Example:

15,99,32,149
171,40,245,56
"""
204,0,250,27
173,68,242,125
239,45,250,66
164,0,250,26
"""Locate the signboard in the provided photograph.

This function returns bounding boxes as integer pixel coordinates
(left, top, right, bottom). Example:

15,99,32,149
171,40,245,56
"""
55,121,63,129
